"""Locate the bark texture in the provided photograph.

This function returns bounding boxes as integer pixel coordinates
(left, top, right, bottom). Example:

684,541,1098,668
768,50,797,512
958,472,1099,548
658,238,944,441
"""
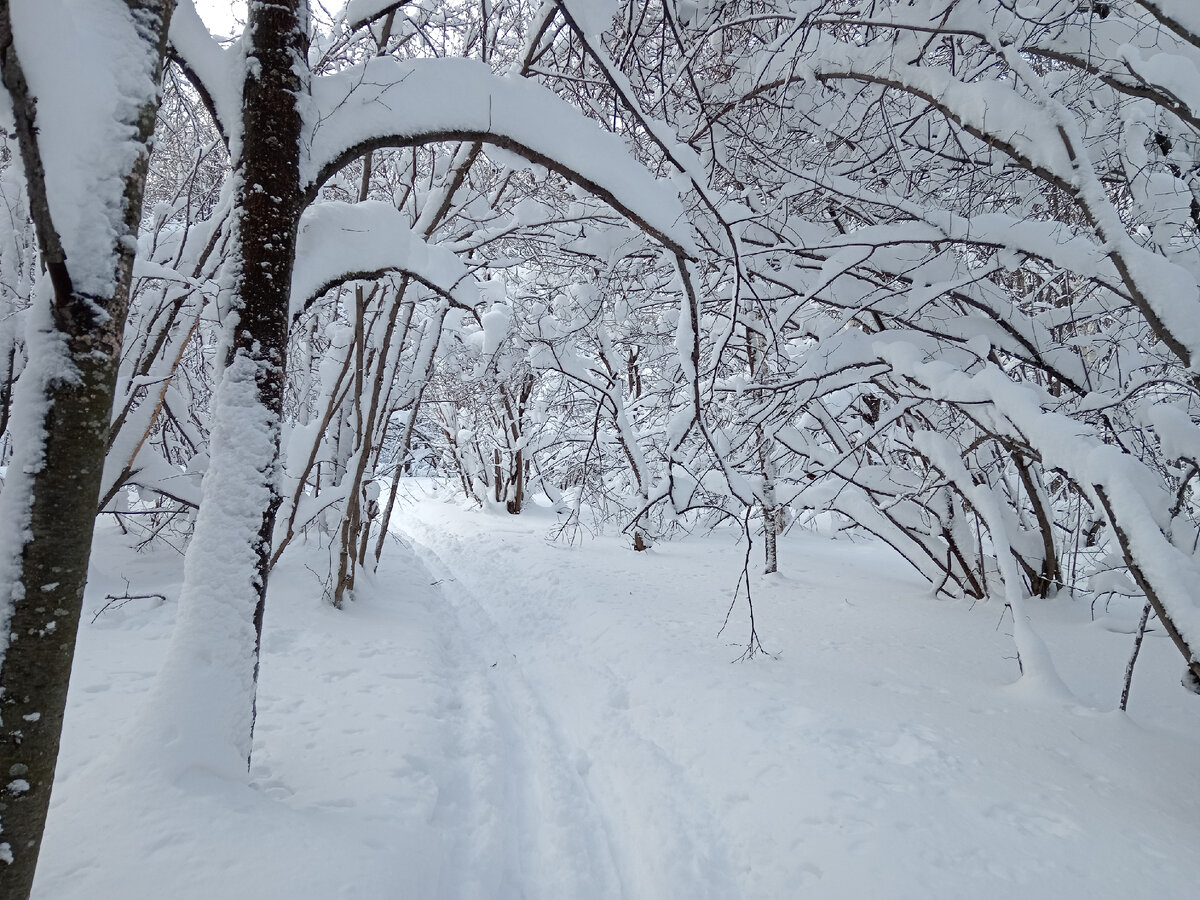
0,1,173,895
231,0,308,733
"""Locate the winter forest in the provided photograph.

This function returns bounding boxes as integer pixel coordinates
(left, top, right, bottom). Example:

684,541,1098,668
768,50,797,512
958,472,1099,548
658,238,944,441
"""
2,0,1200,896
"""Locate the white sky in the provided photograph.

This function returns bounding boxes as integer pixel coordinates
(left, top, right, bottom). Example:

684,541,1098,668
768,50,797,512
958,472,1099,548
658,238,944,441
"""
195,0,246,38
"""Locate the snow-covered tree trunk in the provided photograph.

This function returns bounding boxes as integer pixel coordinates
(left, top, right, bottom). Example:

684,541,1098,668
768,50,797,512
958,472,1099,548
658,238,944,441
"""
0,0,172,893
498,373,535,515
143,0,306,773
746,316,779,575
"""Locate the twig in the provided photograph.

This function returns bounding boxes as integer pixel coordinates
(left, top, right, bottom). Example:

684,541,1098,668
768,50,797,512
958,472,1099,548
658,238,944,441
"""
1119,600,1153,712
718,507,767,660
91,581,168,623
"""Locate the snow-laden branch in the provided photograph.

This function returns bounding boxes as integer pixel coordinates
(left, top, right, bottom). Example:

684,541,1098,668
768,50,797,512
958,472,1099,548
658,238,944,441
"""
739,26,1200,370
290,200,479,316
166,0,239,151
878,341,1200,684
341,0,411,34
303,56,695,258
7,0,165,299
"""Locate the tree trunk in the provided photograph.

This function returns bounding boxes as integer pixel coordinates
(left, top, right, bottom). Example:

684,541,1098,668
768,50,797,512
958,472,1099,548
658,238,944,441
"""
745,318,778,574
373,387,426,568
332,285,412,608
1013,451,1060,598
0,1,173,893
499,373,534,515
221,0,307,734
760,445,780,576
141,0,307,774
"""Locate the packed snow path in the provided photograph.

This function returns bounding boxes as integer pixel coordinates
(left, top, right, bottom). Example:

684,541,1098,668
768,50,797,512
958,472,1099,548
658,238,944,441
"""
33,486,1200,898
395,491,1200,899
398,522,741,900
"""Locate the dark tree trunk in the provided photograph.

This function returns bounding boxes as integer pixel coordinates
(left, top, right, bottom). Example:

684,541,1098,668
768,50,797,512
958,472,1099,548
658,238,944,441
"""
1013,452,1061,598
500,373,534,515
228,0,307,731
0,2,173,895
133,0,307,780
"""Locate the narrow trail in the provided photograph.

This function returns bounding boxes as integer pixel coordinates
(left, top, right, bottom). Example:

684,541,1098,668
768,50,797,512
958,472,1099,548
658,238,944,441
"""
414,545,625,900
399,519,744,900
254,534,633,900
392,494,1200,900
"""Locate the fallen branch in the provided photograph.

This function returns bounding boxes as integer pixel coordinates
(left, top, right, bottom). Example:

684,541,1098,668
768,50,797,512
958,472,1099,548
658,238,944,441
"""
91,583,168,624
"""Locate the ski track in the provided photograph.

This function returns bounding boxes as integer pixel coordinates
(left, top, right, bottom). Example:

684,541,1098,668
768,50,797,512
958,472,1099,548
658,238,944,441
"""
397,510,840,900
393,495,1200,900
258,540,632,900
421,559,626,899
407,527,740,900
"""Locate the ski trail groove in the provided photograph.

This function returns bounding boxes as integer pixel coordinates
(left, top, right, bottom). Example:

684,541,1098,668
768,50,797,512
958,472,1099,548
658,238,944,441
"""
408,532,626,900
399,519,743,900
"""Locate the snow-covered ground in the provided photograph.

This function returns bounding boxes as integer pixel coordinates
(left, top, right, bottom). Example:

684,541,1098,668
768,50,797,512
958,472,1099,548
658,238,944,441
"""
35,483,1200,898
